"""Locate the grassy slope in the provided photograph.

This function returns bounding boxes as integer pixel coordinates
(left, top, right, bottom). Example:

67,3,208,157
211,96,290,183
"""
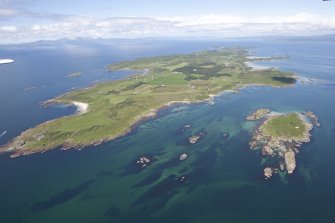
260,113,306,138
1,48,296,155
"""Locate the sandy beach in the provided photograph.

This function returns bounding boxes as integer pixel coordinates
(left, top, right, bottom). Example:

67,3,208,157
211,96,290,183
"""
72,102,89,114
245,61,272,70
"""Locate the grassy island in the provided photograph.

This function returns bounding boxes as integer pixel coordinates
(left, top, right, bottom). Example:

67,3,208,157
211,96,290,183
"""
260,113,308,140
1,48,296,157
248,111,317,178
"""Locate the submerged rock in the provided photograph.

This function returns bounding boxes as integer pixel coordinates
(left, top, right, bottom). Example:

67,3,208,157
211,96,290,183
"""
184,124,192,128
279,161,286,171
179,175,187,183
177,124,192,135
223,133,229,138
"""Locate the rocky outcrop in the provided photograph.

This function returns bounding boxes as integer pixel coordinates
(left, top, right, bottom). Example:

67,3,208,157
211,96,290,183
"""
264,167,274,179
179,153,189,161
189,136,200,144
284,150,296,174
136,156,151,168
304,111,320,127
246,109,270,121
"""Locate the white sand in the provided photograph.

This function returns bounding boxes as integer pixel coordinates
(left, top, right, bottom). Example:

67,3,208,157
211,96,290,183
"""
72,102,89,114
0,59,14,64
245,61,271,70
246,56,272,60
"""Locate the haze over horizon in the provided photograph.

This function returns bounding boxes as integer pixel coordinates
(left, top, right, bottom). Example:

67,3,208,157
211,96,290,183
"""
0,0,335,43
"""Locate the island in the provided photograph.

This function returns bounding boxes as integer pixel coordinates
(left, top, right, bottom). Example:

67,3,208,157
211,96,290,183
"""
247,110,319,179
0,48,297,157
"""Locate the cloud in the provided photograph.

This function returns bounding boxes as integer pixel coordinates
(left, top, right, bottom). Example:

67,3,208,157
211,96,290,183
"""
1,25,17,32
1,13,335,43
0,7,18,17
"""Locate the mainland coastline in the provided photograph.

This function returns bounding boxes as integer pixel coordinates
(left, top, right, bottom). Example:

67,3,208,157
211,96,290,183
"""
0,48,297,157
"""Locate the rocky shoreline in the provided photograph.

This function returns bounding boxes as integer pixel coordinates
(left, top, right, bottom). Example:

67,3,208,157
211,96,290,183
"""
246,109,271,121
248,109,319,179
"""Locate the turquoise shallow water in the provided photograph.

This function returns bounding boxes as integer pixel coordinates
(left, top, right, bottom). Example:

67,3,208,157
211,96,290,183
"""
0,37,335,223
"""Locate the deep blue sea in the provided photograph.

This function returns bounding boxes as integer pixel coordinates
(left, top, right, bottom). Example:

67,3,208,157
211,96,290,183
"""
0,37,335,223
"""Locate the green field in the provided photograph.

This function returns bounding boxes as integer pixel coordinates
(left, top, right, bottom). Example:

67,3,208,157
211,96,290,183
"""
260,113,307,138
0,48,297,156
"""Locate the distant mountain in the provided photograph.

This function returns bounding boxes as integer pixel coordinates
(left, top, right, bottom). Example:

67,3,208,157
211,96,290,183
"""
1,35,334,47
262,34,335,42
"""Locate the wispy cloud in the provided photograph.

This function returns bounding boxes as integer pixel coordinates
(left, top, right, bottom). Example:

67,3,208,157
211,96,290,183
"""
0,25,17,32
1,12,335,43
0,7,18,17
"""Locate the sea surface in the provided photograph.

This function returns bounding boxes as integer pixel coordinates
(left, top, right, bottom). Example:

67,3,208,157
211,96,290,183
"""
0,37,335,223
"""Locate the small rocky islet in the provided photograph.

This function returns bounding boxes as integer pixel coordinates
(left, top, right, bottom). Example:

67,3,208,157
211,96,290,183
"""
136,155,152,169
188,131,207,144
246,109,320,179
179,153,189,161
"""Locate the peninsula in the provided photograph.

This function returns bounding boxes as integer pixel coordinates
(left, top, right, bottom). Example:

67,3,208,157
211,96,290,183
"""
247,109,319,179
0,48,297,157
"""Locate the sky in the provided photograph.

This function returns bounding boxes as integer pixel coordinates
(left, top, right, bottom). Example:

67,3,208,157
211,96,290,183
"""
0,0,335,43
